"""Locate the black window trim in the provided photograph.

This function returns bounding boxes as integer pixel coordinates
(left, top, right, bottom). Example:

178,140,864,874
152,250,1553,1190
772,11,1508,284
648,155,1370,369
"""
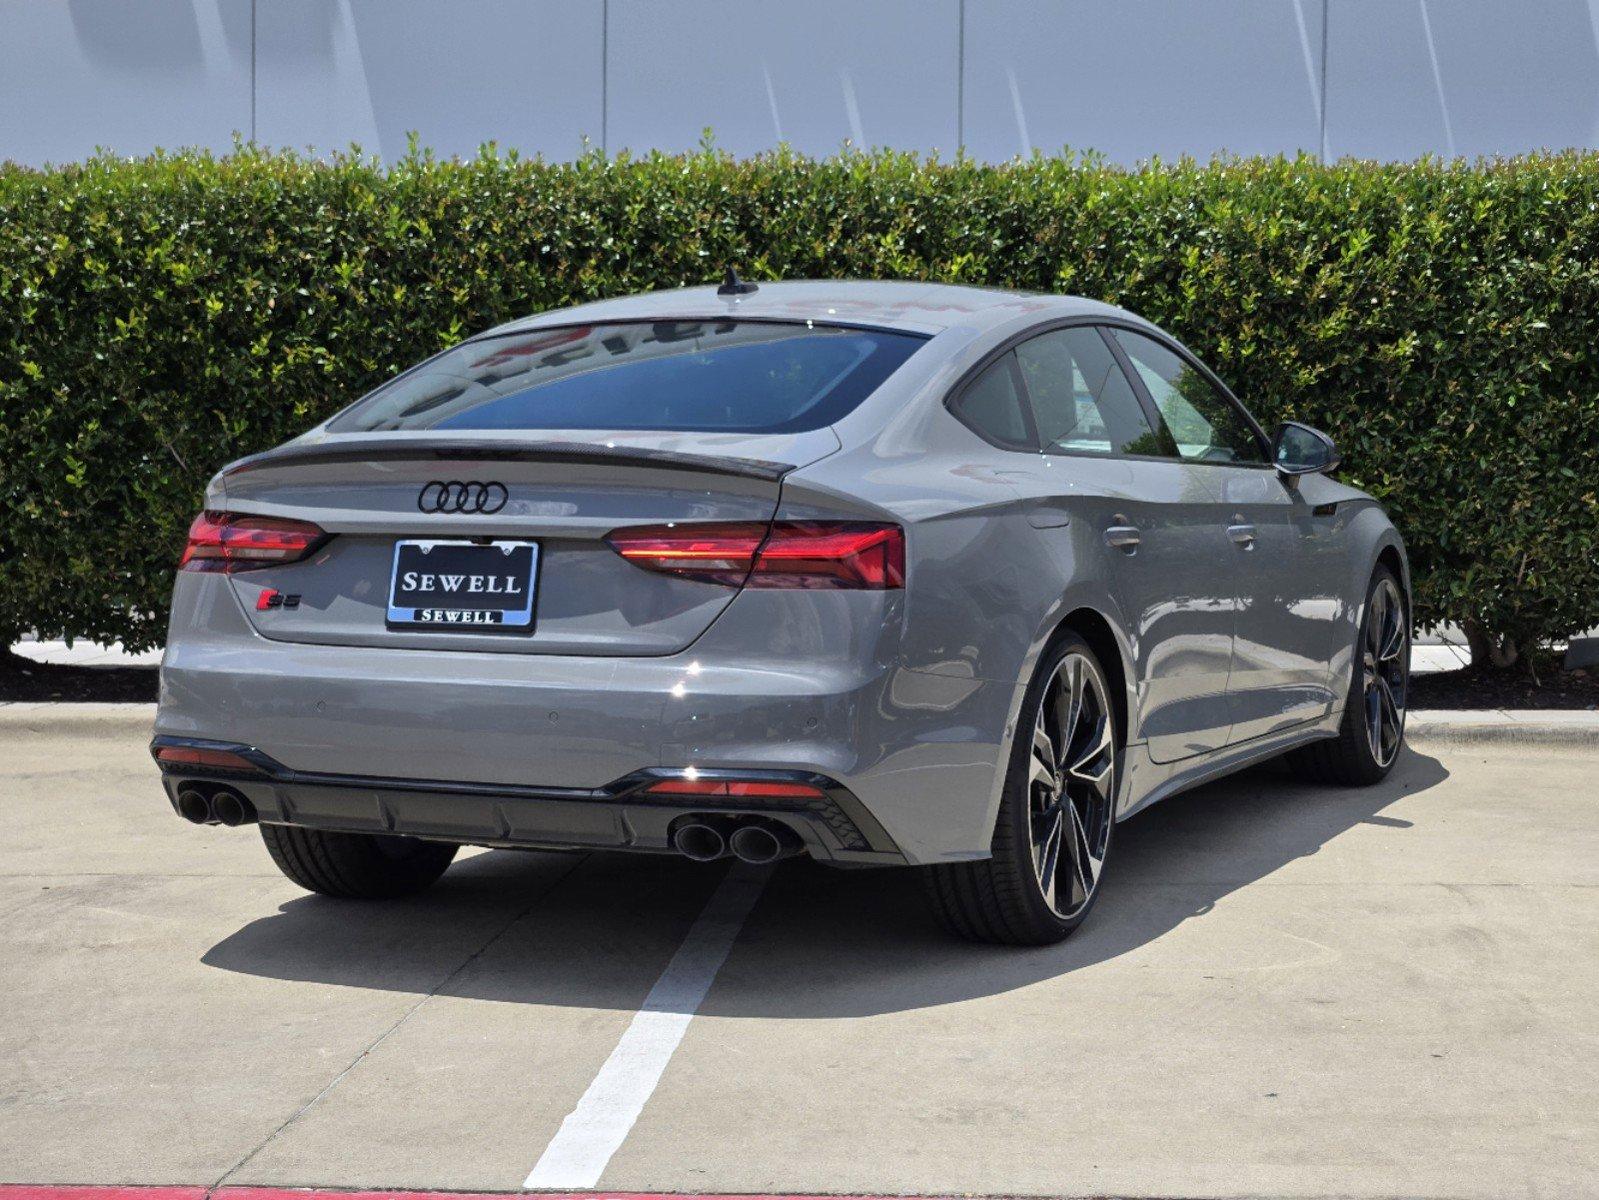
943,315,1273,469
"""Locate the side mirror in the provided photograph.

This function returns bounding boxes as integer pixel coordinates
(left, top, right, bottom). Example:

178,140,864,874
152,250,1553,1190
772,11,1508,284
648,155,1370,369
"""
1271,420,1340,487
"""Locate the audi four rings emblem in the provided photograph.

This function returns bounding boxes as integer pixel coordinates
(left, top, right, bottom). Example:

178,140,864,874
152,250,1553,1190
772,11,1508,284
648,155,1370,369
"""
417,480,508,514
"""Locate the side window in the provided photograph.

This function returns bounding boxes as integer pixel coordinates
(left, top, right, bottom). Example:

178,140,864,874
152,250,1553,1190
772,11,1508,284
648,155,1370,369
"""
1015,327,1170,457
1111,330,1265,464
951,352,1035,450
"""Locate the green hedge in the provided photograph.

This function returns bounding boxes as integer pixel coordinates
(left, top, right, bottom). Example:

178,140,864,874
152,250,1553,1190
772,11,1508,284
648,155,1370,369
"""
2,146,1597,659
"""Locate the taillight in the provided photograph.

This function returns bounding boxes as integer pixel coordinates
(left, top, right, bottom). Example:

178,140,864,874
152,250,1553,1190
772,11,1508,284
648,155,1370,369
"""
178,510,326,573
603,522,767,587
606,521,904,590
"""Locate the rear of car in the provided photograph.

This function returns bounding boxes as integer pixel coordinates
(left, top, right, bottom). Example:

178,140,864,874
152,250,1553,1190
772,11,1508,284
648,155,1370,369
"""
152,315,931,867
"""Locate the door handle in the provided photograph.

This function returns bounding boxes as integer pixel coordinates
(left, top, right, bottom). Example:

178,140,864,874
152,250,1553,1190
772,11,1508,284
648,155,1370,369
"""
1104,524,1141,550
1228,523,1257,547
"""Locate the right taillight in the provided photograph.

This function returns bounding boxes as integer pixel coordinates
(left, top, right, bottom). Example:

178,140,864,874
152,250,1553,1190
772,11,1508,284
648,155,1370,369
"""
179,511,327,573
605,521,904,590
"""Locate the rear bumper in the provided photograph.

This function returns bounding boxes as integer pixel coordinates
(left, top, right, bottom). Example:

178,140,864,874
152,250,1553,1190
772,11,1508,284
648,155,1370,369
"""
154,574,1018,864
152,738,899,864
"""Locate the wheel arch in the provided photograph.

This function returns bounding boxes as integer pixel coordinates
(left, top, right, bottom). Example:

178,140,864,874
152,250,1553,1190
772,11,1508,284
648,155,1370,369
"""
1375,542,1409,610
1050,606,1132,756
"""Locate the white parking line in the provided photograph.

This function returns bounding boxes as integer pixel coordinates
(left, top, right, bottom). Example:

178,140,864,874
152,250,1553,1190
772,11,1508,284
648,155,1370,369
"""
523,861,771,1189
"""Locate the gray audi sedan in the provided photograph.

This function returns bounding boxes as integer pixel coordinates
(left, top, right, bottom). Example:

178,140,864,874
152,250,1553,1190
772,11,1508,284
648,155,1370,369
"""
152,279,1409,944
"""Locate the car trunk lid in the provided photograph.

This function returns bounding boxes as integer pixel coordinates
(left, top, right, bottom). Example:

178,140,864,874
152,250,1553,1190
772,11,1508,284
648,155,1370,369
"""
212,429,837,656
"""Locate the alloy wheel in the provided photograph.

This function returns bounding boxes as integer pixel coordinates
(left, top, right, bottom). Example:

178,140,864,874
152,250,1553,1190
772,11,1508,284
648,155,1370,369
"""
1363,577,1408,768
1027,652,1116,919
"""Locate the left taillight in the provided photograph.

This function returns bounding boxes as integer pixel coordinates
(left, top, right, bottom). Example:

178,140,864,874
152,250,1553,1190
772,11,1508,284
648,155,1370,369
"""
178,510,326,573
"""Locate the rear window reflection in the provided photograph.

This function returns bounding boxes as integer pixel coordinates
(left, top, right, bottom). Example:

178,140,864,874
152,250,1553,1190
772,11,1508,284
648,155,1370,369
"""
329,321,927,435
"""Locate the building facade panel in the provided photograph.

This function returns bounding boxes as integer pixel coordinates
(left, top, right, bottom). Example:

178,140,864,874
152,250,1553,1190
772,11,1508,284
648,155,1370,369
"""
962,0,1325,163
255,0,602,161
3,0,1598,167
606,0,959,158
1325,0,1599,161
0,0,251,166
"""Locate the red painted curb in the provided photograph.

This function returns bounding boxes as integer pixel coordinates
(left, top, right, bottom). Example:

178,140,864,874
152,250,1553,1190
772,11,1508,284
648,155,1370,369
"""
0,1191,947,1200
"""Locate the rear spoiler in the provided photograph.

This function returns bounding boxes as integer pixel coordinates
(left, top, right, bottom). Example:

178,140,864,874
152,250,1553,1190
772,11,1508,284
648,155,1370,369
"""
219,437,795,484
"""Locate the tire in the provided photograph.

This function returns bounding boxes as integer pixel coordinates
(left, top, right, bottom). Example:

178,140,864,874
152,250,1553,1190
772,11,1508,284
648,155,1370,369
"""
1289,565,1409,786
925,631,1119,945
259,823,458,899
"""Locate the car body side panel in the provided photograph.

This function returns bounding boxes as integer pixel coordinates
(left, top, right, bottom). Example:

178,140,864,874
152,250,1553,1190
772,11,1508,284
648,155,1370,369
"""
774,427,1146,847
1118,486,1409,823
994,453,1241,763
1207,465,1347,742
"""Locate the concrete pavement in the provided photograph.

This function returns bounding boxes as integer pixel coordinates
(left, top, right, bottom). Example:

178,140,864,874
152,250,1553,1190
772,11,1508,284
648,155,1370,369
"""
2,714,1596,1198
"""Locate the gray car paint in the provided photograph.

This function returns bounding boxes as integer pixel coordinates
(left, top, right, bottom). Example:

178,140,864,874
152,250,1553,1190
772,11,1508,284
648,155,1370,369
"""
154,281,1408,866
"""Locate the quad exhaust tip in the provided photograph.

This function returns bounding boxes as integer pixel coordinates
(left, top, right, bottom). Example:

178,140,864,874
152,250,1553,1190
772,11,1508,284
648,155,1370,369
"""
211,788,255,827
175,785,258,827
176,787,213,825
728,822,801,865
671,817,804,864
672,821,727,862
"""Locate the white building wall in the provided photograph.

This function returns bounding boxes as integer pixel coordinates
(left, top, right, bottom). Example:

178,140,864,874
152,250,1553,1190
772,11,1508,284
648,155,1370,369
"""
3,0,1597,167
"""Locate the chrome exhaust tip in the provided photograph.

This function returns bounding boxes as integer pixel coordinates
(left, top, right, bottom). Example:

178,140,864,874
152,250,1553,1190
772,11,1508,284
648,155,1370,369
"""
175,787,214,825
672,821,727,862
210,788,256,827
728,822,802,865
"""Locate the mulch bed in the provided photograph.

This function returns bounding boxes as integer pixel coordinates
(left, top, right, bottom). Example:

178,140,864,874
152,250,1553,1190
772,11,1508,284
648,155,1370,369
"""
0,652,159,702
1407,662,1599,711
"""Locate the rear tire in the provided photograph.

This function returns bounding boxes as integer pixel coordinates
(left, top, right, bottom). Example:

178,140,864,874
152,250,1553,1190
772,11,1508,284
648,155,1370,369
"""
1289,565,1408,786
260,824,458,899
925,632,1119,945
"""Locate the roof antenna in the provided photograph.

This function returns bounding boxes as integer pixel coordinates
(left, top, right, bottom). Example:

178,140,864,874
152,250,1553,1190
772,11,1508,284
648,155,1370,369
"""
717,266,759,297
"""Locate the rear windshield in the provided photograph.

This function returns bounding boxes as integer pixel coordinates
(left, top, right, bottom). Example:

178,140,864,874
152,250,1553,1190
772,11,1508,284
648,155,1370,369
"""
328,320,927,434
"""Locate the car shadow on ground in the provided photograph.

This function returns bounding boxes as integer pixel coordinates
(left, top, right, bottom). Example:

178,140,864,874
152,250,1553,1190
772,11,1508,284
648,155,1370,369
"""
201,747,1448,1017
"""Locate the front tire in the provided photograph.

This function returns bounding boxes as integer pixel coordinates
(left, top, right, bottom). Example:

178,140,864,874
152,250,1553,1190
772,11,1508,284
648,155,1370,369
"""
925,632,1119,945
1290,565,1409,786
260,824,458,899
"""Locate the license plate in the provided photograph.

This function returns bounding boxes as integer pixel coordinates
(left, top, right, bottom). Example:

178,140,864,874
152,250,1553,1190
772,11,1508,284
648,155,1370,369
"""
386,539,538,630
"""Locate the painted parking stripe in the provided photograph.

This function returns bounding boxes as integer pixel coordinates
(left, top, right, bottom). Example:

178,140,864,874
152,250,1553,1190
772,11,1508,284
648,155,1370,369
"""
524,861,771,1189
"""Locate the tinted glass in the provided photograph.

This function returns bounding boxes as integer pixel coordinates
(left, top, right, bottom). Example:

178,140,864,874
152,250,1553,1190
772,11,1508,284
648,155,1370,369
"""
1111,330,1264,463
952,353,1033,450
1015,327,1169,457
329,321,926,434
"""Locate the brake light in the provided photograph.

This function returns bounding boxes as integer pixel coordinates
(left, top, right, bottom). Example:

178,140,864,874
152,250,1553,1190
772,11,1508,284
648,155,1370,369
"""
606,521,904,589
179,511,326,573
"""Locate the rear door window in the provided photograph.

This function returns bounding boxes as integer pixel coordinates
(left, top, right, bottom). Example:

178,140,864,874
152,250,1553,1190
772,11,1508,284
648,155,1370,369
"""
329,321,927,434
1015,327,1170,457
